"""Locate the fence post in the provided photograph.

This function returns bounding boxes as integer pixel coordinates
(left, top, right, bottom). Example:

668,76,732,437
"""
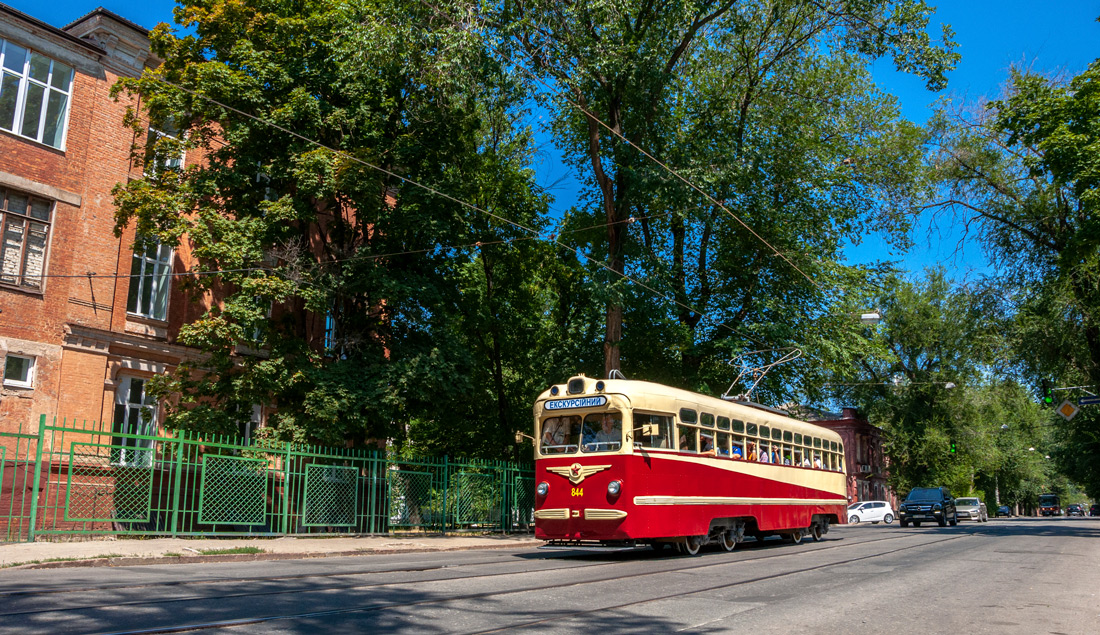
27,414,46,542
282,442,292,534
442,455,449,534
169,430,187,536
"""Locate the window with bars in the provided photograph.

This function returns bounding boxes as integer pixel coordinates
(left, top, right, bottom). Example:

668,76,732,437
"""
126,239,172,320
0,188,52,291
0,38,73,149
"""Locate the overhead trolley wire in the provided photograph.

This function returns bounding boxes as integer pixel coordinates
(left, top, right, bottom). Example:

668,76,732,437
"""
417,0,826,293
91,74,771,346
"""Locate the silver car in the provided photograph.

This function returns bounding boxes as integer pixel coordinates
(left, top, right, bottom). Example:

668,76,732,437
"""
955,497,988,522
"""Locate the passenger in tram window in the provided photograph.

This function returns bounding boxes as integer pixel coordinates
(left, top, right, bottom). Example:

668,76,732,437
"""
771,449,780,463
802,455,812,468
784,454,792,466
746,442,757,461
584,413,622,451
758,443,771,463
716,433,730,457
700,433,716,456
813,453,823,469
731,444,743,459
678,425,698,452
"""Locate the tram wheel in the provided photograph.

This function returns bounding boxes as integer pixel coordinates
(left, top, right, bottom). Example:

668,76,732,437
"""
681,535,703,556
810,523,823,542
720,531,737,552
790,529,803,544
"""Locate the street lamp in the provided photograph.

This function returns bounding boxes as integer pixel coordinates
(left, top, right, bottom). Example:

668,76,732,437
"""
859,310,882,325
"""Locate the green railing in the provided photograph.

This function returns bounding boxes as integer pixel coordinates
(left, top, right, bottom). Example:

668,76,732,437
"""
0,416,535,542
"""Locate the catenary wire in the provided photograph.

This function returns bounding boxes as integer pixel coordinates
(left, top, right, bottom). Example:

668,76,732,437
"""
416,0,826,292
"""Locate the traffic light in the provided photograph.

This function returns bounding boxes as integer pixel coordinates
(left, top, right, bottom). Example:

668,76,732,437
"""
1041,379,1053,404
949,442,957,454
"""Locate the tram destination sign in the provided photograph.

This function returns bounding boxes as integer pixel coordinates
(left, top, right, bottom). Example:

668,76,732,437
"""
545,396,608,410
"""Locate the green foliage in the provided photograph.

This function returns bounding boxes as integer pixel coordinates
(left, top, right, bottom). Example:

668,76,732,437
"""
494,0,956,394
930,60,1100,497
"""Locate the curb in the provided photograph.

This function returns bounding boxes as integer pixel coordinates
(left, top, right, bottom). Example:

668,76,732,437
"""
9,540,544,570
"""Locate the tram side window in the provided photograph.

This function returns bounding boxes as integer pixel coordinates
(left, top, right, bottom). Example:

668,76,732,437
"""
700,431,716,455
731,434,745,458
793,449,804,466
677,425,698,452
716,432,731,457
635,413,673,449
701,413,715,428
540,416,581,455
582,412,622,453
717,416,730,431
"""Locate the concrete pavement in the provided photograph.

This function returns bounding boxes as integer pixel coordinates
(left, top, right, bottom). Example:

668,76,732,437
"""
0,534,541,569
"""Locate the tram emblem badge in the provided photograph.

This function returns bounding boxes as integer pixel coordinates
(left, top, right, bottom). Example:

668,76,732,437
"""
547,463,611,484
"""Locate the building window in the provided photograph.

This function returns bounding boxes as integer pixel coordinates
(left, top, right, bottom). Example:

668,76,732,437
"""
0,38,73,149
126,239,172,320
145,119,184,175
111,376,156,467
0,189,52,291
3,353,34,388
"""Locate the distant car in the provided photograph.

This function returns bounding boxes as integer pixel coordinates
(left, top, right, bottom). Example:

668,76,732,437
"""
996,505,1012,517
1091,504,1100,517
1066,504,1085,517
847,501,895,525
898,487,958,528
955,497,988,522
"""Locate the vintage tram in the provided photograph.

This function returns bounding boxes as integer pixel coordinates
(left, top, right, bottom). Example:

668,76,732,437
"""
532,374,848,554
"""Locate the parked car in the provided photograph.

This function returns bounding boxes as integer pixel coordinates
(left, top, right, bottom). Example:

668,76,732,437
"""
898,487,958,528
955,497,988,522
1066,503,1085,517
847,501,895,524
1091,504,1100,517
996,505,1012,517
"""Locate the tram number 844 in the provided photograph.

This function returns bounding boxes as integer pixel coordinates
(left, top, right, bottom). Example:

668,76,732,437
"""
571,487,584,497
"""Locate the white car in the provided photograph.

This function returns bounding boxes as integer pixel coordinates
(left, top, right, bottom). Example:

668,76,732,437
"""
847,501,895,524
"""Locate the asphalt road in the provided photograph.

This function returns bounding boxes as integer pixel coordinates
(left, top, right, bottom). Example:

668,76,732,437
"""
3,517,1098,634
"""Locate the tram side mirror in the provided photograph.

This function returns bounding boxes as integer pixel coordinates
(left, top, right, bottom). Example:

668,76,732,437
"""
635,424,659,437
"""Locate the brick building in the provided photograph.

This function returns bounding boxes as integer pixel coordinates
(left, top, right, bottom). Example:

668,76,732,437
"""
0,4,218,443
809,407,898,507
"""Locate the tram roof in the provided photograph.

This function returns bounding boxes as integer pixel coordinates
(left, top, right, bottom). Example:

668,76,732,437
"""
536,376,842,442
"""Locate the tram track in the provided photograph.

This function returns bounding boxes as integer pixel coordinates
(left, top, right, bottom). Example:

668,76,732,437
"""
26,531,971,634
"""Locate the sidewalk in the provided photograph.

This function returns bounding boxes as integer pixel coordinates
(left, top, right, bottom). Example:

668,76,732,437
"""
0,534,542,570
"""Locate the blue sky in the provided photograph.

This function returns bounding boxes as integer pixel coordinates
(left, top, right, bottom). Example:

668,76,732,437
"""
14,0,1100,281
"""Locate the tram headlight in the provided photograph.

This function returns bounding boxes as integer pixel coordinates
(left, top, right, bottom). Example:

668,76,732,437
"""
607,480,621,496
537,481,549,496
595,381,605,391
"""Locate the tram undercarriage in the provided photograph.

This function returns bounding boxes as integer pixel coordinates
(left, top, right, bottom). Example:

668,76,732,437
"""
540,516,832,556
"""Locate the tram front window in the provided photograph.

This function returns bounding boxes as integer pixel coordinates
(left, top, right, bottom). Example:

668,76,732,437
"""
540,415,581,455
582,412,622,452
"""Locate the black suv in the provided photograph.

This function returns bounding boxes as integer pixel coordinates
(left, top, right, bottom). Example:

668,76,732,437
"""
898,487,958,528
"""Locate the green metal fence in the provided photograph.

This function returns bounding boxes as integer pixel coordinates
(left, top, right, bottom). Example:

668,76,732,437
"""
0,415,535,542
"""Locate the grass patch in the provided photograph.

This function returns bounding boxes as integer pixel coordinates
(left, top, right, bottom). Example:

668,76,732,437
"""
198,547,265,555
164,552,182,557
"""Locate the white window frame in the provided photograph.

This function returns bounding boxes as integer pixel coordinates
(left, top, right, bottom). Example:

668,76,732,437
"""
144,120,185,176
0,38,74,149
126,239,173,321
111,376,157,467
2,353,34,388
0,188,53,292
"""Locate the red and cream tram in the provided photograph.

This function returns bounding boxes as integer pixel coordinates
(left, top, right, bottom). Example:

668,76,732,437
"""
533,374,848,554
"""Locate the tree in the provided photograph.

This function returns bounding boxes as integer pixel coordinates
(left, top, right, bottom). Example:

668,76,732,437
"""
929,59,1100,497
839,269,1010,493
112,0,560,453
491,0,959,379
